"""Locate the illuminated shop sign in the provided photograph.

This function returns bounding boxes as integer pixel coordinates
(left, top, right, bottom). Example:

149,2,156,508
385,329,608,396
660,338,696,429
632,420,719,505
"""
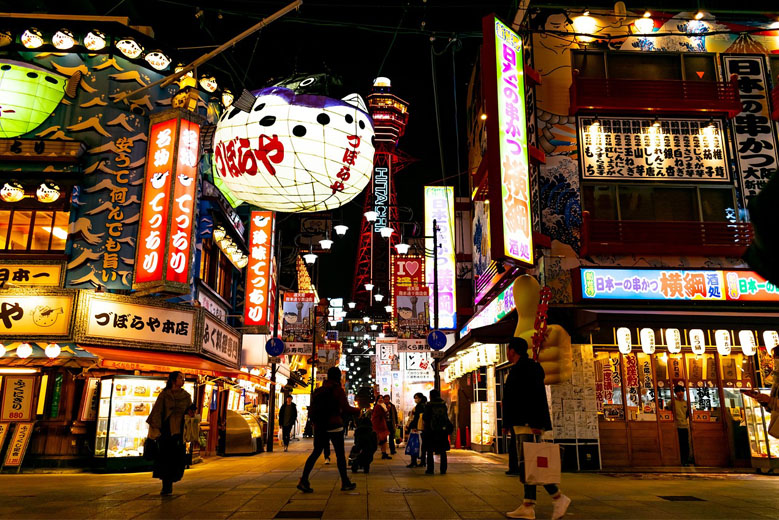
424,186,456,329
460,282,515,336
580,268,779,302
373,165,389,231
0,262,64,289
0,290,75,339
244,211,275,330
482,16,533,266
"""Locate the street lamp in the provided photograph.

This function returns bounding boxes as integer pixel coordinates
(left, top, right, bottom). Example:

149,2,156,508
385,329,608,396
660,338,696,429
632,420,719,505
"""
364,282,374,291
334,224,349,236
384,305,392,313
379,226,394,238
319,232,333,250
395,242,410,254
374,291,384,302
347,301,356,309
364,210,378,222
303,251,318,264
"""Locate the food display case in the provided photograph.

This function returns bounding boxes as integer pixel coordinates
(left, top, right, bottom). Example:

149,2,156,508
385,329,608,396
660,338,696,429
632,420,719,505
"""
95,375,194,469
470,401,495,451
224,409,264,455
742,389,779,474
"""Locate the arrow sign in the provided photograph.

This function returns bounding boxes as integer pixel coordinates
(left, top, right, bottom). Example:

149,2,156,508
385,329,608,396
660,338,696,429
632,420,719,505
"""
265,337,285,357
427,330,447,351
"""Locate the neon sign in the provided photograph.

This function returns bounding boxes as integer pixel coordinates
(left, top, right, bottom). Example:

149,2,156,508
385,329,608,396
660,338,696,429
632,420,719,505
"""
424,186,456,329
244,211,275,330
460,281,515,336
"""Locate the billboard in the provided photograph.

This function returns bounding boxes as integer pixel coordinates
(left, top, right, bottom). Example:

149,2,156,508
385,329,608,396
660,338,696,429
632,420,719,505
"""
424,186,457,329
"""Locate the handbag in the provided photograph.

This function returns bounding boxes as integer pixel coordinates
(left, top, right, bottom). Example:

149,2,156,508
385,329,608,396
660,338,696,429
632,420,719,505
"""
405,432,421,457
143,437,158,461
523,440,561,485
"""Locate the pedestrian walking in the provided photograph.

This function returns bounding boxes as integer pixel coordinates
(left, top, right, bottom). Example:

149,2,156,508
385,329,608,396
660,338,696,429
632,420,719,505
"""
422,389,452,475
146,371,193,496
673,385,693,466
349,390,378,473
384,395,399,455
371,396,393,459
279,395,298,452
297,367,359,493
504,338,570,520
405,392,426,468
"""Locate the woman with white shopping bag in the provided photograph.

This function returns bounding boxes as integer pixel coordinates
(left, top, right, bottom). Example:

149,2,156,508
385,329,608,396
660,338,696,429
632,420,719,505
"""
503,338,570,520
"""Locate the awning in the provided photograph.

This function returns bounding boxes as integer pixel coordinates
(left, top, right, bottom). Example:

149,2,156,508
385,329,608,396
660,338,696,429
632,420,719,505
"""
80,346,271,387
440,313,517,364
0,343,96,369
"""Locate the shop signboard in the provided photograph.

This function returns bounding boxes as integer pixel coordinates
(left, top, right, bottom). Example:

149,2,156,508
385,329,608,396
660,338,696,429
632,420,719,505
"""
281,292,316,355
197,289,227,321
460,281,515,336
722,55,779,201
244,211,275,331
578,117,729,181
396,285,429,345
377,338,397,366
133,111,202,294
391,255,425,287
78,378,100,422
0,423,8,452
0,261,64,289
482,15,534,267
424,186,457,329
403,352,434,382
3,422,33,467
0,289,76,340
578,268,779,302
0,376,35,422
75,292,197,351
201,313,241,368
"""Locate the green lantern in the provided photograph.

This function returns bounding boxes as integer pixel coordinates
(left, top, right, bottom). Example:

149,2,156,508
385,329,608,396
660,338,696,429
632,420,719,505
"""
0,60,67,138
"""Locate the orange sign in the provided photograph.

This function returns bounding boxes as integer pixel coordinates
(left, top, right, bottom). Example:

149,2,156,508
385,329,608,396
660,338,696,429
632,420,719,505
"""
134,117,176,286
165,118,200,284
244,211,275,329
0,376,36,422
4,422,34,467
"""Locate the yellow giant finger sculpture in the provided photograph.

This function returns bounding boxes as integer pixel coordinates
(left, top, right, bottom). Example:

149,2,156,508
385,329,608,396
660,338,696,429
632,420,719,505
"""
513,274,572,384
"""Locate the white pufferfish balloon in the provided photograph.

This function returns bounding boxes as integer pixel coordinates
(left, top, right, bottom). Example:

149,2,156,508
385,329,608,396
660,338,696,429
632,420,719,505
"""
213,83,375,213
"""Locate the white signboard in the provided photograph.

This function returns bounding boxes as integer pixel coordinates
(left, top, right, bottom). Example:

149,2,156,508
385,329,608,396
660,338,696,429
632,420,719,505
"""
397,340,432,353
197,290,227,321
403,352,434,382
579,116,729,181
201,315,241,367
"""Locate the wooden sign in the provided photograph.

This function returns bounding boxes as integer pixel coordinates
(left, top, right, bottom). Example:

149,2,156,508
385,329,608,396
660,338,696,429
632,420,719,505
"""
0,139,85,162
4,422,34,467
0,261,64,289
78,378,100,422
0,376,36,422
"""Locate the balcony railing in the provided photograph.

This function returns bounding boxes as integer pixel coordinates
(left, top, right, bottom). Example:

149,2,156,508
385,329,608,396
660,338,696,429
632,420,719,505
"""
581,211,753,258
570,71,742,118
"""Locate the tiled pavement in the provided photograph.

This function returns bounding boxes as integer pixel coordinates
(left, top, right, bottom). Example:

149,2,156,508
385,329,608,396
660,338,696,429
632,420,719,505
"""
0,438,777,519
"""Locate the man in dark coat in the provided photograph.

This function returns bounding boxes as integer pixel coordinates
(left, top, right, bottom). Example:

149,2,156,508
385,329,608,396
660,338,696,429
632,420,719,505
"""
297,367,360,493
422,389,451,475
278,395,297,451
503,337,570,520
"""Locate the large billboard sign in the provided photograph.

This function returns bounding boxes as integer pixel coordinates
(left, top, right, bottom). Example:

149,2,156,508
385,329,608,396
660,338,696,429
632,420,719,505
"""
424,186,457,330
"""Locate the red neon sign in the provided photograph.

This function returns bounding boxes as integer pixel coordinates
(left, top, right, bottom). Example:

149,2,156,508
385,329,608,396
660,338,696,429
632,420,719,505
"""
244,211,275,328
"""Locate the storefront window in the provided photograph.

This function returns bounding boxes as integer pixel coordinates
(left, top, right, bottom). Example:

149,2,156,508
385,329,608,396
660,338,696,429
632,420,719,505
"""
595,351,624,421
687,353,722,422
0,209,69,252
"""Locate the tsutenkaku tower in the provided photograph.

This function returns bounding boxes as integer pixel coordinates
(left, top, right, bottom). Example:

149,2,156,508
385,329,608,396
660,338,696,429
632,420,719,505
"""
352,78,413,310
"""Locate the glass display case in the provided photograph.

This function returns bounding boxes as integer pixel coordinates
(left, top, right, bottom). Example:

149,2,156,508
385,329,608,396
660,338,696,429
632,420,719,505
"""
470,401,495,449
742,389,779,473
95,375,195,465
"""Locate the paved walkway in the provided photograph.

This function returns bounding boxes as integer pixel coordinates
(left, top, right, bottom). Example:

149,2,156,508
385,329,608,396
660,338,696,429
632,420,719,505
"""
0,437,777,519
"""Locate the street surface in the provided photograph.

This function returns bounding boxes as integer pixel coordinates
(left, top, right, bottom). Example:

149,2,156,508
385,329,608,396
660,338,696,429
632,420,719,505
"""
0,438,777,519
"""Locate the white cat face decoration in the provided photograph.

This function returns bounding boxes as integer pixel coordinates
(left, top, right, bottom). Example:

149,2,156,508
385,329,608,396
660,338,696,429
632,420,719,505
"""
214,87,375,213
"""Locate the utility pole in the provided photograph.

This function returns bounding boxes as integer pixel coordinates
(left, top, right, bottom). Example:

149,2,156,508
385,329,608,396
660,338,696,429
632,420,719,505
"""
266,226,282,452
433,219,440,391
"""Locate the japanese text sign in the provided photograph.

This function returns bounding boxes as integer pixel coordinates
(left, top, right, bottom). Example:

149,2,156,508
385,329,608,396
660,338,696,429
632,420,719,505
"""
460,281,515,336
134,112,202,293
4,422,34,467
483,16,533,266
0,292,74,339
396,285,430,344
723,55,779,200
76,293,197,350
580,268,779,302
281,292,315,354
373,163,390,232
579,117,729,181
392,256,425,287
0,262,63,289
244,211,275,330
201,314,241,367
424,186,457,330
0,376,35,422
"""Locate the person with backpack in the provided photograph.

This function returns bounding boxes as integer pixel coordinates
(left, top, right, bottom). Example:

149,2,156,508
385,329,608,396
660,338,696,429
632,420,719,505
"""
503,337,571,520
422,389,452,474
297,367,359,493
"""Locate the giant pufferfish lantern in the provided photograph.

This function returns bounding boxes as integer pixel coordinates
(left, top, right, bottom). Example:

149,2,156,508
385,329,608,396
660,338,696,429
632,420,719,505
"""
213,79,375,213
513,274,572,385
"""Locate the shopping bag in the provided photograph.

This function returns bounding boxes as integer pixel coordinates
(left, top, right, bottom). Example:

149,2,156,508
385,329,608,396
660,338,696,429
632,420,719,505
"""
523,441,561,485
405,432,420,457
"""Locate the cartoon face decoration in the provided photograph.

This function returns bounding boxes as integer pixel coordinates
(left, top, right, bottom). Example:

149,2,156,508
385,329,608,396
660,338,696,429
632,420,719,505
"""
1,181,24,202
214,86,375,213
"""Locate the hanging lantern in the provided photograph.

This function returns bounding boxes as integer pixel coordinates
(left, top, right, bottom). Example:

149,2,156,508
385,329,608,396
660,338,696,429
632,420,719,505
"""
0,31,12,48
763,330,779,353
221,89,234,108
199,74,218,93
715,330,731,356
83,30,107,51
213,82,375,213
44,343,61,358
303,252,317,264
21,28,44,49
739,330,757,356
212,226,226,242
1,181,25,202
334,224,349,236
640,328,656,354
235,255,249,269
36,181,60,203
633,13,654,35
0,60,68,139
116,38,144,59
616,327,632,354
52,29,75,50
689,329,706,355
145,50,171,71
362,316,370,323
665,328,682,354
572,12,596,43
16,343,33,359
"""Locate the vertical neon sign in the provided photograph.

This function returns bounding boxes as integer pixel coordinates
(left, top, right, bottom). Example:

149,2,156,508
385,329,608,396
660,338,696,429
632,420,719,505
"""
245,211,275,329
424,186,456,329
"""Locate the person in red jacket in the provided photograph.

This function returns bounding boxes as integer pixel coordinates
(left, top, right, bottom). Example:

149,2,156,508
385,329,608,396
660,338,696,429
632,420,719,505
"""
297,367,360,493
371,396,392,460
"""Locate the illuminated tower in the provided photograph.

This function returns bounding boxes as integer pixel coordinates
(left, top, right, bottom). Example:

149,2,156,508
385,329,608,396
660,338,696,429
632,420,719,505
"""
352,78,413,310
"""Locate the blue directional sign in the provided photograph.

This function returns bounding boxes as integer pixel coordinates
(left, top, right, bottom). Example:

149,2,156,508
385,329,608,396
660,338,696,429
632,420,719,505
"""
265,337,285,357
427,330,447,351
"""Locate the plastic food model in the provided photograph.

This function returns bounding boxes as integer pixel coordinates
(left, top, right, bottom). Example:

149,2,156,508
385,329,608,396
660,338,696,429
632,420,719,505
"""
513,274,573,384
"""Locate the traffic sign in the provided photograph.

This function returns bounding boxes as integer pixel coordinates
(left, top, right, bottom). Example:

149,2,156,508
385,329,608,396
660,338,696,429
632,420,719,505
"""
265,337,285,357
427,330,447,351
